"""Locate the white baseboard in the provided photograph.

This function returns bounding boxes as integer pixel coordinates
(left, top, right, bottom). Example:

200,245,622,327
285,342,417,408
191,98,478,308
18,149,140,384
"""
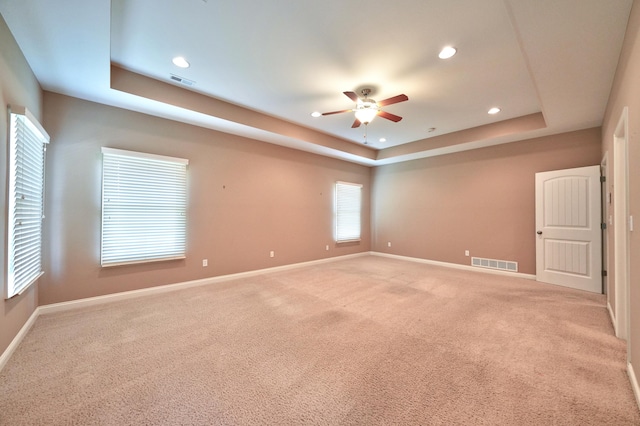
1,252,369,372
370,251,537,280
628,362,640,411
607,302,618,335
0,250,573,374
7,252,533,323
0,307,40,372
38,252,369,316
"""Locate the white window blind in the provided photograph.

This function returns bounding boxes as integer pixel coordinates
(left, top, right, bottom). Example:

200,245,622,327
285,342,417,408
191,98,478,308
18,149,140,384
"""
101,148,188,267
6,106,49,299
335,181,362,243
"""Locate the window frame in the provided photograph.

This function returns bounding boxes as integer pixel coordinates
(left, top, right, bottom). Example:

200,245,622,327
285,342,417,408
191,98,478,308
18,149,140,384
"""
335,181,362,243
100,147,189,267
5,106,50,299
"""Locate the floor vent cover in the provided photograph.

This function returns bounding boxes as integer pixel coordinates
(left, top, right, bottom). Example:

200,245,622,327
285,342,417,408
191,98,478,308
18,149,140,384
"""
471,257,518,272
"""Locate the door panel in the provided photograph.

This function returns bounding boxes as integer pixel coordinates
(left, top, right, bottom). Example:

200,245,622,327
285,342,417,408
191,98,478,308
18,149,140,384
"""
535,166,601,293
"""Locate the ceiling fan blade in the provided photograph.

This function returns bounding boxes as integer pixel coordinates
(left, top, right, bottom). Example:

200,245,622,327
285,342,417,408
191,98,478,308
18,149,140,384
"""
321,109,352,116
351,118,362,128
377,94,408,107
344,91,359,102
379,110,403,122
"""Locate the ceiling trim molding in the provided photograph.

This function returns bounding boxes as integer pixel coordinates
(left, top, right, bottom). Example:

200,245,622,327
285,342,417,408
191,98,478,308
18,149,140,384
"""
110,64,377,161
376,112,547,160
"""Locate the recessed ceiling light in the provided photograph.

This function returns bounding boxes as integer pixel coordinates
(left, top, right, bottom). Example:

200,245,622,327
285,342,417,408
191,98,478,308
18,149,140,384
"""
438,46,457,59
379,138,386,143
488,107,501,115
172,56,190,68
311,111,321,118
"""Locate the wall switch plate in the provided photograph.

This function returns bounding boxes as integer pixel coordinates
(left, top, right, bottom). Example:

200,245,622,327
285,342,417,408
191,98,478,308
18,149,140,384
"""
465,250,469,257
387,242,391,247
270,251,275,258
202,259,208,267
325,245,329,251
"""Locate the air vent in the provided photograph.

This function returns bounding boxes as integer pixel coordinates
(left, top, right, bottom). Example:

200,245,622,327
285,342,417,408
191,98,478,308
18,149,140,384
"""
170,74,195,86
471,257,518,272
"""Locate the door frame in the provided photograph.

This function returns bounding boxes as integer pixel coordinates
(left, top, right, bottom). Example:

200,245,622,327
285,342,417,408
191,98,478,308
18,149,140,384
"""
601,153,608,297
613,106,630,345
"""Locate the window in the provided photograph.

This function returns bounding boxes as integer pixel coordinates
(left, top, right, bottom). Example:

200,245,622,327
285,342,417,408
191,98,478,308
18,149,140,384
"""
335,181,362,243
6,106,49,298
101,148,188,266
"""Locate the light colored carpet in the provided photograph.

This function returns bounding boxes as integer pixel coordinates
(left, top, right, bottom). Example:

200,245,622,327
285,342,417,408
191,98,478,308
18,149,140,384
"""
1,255,638,425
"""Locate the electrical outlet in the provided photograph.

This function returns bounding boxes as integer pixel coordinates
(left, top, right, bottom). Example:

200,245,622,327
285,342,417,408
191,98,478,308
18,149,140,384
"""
387,242,391,247
465,250,469,257
202,259,208,267
270,251,275,258
325,245,329,251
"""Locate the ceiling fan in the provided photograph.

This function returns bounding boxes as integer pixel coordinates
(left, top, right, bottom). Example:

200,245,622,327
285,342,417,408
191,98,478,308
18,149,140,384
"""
321,88,409,128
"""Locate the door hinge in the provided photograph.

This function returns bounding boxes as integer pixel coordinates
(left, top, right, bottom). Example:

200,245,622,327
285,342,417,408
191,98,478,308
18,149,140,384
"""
602,270,608,277
600,176,606,183
601,222,607,230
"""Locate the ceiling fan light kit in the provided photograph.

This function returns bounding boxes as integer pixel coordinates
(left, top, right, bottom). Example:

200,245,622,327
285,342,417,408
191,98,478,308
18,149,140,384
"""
321,88,408,131
354,101,379,125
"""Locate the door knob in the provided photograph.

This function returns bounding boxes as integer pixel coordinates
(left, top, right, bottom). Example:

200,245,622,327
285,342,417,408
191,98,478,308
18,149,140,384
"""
537,231,542,235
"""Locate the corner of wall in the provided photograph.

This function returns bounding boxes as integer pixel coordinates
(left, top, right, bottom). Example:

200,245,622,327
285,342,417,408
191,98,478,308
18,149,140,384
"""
0,13,44,356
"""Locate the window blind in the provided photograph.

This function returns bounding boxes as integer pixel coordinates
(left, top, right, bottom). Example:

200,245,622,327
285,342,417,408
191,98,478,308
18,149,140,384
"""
335,181,362,243
6,106,49,299
101,148,188,266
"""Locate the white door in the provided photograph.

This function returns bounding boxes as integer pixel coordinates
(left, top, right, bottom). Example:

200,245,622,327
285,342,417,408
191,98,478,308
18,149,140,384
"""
535,165,602,293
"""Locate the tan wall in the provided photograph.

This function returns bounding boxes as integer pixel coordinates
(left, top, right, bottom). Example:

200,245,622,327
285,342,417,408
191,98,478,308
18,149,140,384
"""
602,0,640,390
371,128,602,275
39,93,371,305
0,15,42,355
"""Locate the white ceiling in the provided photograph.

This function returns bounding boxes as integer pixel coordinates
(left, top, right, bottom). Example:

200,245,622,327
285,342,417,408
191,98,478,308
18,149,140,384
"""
0,0,633,166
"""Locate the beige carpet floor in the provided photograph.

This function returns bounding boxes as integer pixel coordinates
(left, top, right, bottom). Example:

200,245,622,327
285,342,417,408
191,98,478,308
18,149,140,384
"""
1,255,639,425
